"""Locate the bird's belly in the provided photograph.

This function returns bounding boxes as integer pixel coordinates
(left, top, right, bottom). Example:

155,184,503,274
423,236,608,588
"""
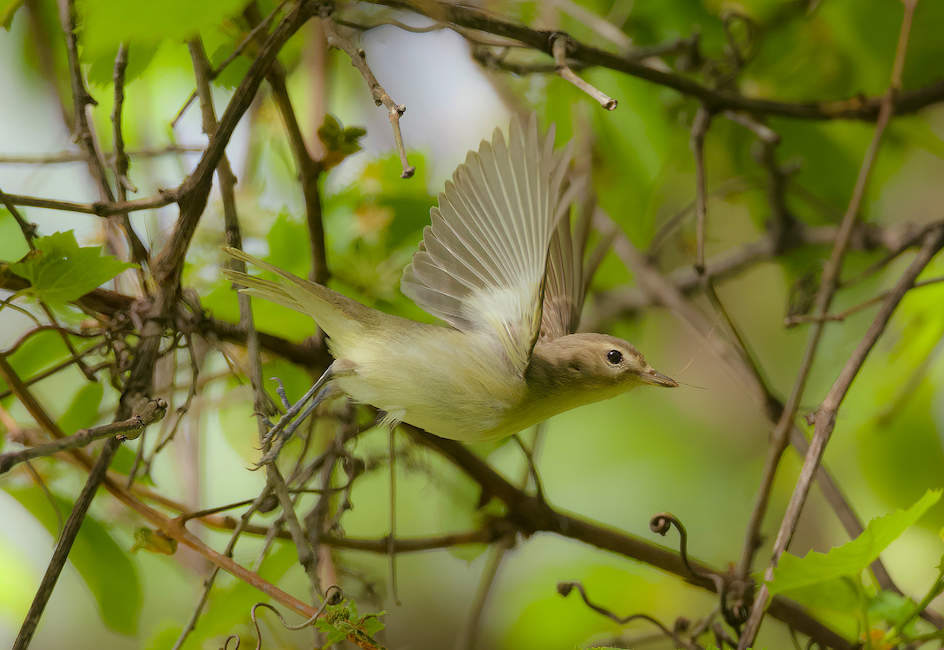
331,332,526,442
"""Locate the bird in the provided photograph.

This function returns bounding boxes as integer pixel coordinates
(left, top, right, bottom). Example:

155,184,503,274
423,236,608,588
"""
222,115,677,444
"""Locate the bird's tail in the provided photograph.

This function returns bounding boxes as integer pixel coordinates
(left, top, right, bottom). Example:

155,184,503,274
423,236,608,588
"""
221,247,368,344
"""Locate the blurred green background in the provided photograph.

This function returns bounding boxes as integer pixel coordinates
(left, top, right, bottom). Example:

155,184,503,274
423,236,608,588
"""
1,0,943,649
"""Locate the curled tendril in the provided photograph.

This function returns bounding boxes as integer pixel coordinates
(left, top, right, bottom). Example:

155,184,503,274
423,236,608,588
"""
721,10,758,68
649,512,719,587
220,634,240,650
232,586,344,650
649,513,751,630
557,580,692,648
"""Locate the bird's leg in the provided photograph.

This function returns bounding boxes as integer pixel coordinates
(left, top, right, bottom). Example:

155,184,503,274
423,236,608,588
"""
271,377,292,409
255,363,337,466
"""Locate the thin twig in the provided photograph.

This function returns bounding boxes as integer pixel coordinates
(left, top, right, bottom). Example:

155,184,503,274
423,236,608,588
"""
170,491,271,650
244,2,329,285
690,106,712,274
405,423,851,648
0,186,38,248
601,212,904,625
550,0,632,51
0,350,323,622
454,424,545,650
552,34,617,110
370,0,944,121
0,399,167,474
737,3,921,644
153,0,318,286
558,581,701,650
785,276,944,325
723,110,780,144
4,191,178,217
590,220,934,326
321,9,415,178
111,41,150,270
171,2,289,129
12,438,124,650
0,145,205,164
740,223,944,648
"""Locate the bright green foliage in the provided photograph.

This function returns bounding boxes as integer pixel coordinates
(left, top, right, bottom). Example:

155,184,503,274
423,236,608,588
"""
768,490,941,595
8,231,136,306
5,486,142,635
0,210,30,261
3,0,944,648
869,590,919,632
767,490,944,639
315,599,387,649
0,0,22,29
318,114,367,170
0,329,76,397
76,0,249,60
58,382,105,433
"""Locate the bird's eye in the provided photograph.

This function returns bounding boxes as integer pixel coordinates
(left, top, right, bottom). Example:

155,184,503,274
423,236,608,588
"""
606,350,623,365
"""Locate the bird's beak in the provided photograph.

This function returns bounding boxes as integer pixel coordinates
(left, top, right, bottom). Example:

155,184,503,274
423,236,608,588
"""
640,368,678,388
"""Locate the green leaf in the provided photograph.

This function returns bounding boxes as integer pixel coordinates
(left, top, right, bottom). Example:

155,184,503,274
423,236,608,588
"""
58,382,105,433
6,486,143,635
8,231,136,305
361,613,386,637
77,0,249,60
315,618,348,646
777,576,863,614
0,0,24,30
86,41,159,87
0,209,31,261
769,489,942,594
869,590,916,626
318,114,367,170
0,535,34,619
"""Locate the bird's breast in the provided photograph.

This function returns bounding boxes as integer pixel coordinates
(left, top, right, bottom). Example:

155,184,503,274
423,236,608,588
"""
331,327,528,442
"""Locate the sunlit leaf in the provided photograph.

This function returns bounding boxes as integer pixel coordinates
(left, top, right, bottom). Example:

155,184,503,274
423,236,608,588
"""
0,0,23,30
777,576,862,614
769,490,942,594
130,528,178,555
869,590,916,627
8,231,136,306
318,114,367,171
77,0,249,60
0,209,30,261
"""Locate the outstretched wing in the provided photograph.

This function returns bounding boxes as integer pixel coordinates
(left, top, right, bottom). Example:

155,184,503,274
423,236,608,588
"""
539,184,618,341
401,115,571,374
539,191,587,341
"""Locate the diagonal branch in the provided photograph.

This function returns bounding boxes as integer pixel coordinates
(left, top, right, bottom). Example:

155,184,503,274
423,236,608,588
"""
0,399,166,474
405,425,853,650
740,222,944,647
152,0,319,285
739,2,922,643
368,0,944,121
321,8,415,178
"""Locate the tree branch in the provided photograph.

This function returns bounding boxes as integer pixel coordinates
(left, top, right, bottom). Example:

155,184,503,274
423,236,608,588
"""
369,0,944,121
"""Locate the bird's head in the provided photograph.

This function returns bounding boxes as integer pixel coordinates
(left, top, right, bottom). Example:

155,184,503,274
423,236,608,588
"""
529,333,678,399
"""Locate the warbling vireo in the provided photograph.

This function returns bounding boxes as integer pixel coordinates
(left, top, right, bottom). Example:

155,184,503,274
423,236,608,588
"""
223,116,676,443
